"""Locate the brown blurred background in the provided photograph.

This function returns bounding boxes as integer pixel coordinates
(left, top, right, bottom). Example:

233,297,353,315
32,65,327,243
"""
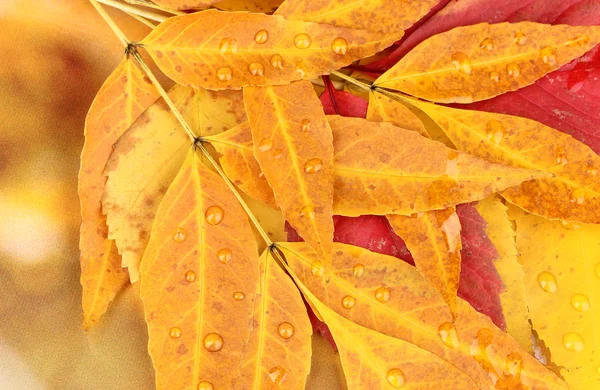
0,1,342,389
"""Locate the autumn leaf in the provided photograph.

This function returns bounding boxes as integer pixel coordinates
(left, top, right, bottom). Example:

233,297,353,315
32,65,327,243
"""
329,115,550,216
215,0,283,13
509,207,600,389
375,22,600,103
241,192,286,254
152,0,221,11
319,77,368,117
244,81,334,264
79,57,159,329
366,90,428,136
141,10,397,90
413,101,600,223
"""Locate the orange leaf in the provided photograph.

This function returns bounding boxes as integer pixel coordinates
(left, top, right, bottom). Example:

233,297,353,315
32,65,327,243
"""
244,81,334,264
141,10,396,90
366,90,428,137
152,0,221,11
387,208,462,314
375,22,600,103
215,0,282,12
78,57,159,329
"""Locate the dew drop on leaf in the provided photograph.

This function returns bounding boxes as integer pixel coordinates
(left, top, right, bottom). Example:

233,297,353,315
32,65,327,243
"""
507,63,521,78
438,322,459,348
451,52,472,75
169,327,182,339
588,168,598,176
197,381,213,390
278,322,295,339
217,248,232,264
205,206,224,225
476,328,493,348
203,333,224,352
233,292,245,301
331,37,348,55
258,138,272,152
185,270,196,283
268,366,288,384
254,29,269,44
537,271,558,293
561,221,581,230
555,146,568,165
485,120,505,144
540,47,557,66
562,332,585,352
311,261,324,277
386,368,406,388
272,148,283,159
514,32,527,45
570,188,585,205
270,54,284,69
342,295,355,309
294,33,312,49
479,38,494,51
219,37,238,54
172,228,186,243
217,67,233,81
375,287,391,303
352,263,364,278
304,158,323,174
300,119,311,132
489,71,500,82
571,294,590,312
248,62,264,76
505,352,523,376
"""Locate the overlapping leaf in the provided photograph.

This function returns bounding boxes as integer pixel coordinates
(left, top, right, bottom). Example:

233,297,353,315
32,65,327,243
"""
319,81,368,117
244,81,334,264
366,90,428,136
152,0,221,10
141,10,397,90
510,207,600,389
215,0,282,12
413,101,600,223
375,22,600,103
79,57,159,329
329,115,550,216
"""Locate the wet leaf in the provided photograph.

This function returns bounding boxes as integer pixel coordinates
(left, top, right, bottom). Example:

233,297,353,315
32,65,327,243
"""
79,57,159,329
366,90,428,136
241,192,286,254
388,208,462,314
510,207,600,389
329,115,550,216
413,101,600,224
152,0,221,10
244,81,334,264
375,22,600,103
141,10,396,90
215,0,282,12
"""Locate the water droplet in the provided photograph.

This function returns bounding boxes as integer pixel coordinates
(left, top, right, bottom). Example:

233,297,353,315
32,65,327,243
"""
268,366,288,384
258,138,272,152
295,68,306,78
311,261,324,277
375,287,391,303
217,67,232,81
197,381,213,390
205,206,224,225
489,71,500,82
278,322,295,339
480,38,494,51
555,146,568,165
342,295,355,309
301,119,311,132
540,46,557,66
451,52,472,75
173,228,186,243
561,221,581,230
571,294,590,312
254,29,269,44
233,292,245,301
587,168,598,176
438,322,459,348
567,34,590,47
304,158,323,174
477,328,493,348
248,62,264,76
537,271,557,293
595,263,600,279
514,32,527,45
217,248,232,264
203,333,224,352
505,352,523,376
570,188,585,205
219,37,238,54
270,54,284,69
485,120,505,144
272,148,283,159
386,368,406,388
507,63,521,78
300,205,315,219
169,327,182,339
331,37,348,55
352,263,365,278
563,333,585,352
185,270,196,282
294,33,312,49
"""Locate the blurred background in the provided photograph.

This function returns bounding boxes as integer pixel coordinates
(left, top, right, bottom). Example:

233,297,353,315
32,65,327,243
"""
0,1,342,389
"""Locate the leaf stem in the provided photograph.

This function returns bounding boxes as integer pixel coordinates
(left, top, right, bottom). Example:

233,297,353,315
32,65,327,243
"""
126,11,158,29
330,70,371,92
95,0,168,22
89,0,130,47
124,0,185,16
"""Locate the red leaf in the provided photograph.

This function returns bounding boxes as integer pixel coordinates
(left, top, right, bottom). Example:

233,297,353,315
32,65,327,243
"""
319,76,368,118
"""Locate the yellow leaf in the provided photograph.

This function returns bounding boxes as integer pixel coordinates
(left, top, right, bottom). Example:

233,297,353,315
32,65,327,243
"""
366,90,428,137
102,85,246,281
387,208,462,314
234,250,312,389
275,0,438,35
206,122,277,208
215,0,282,12
79,57,159,329
244,81,334,264
141,10,396,90
510,208,600,389
241,192,286,254
329,115,550,216
279,241,568,389
475,196,531,352
375,22,600,103
413,101,600,224
152,0,221,11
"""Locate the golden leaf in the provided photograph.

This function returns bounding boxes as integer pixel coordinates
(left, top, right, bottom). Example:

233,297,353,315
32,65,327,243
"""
241,192,286,254
79,57,159,329
279,241,568,389
244,81,334,263
510,207,600,389
215,0,282,12
140,150,259,389
102,85,246,281
206,122,277,207
152,0,221,11
475,196,531,352
366,90,428,136
375,22,600,103
329,115,550,216
413,101,600,224
141,10,396,90
387,208,462,314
